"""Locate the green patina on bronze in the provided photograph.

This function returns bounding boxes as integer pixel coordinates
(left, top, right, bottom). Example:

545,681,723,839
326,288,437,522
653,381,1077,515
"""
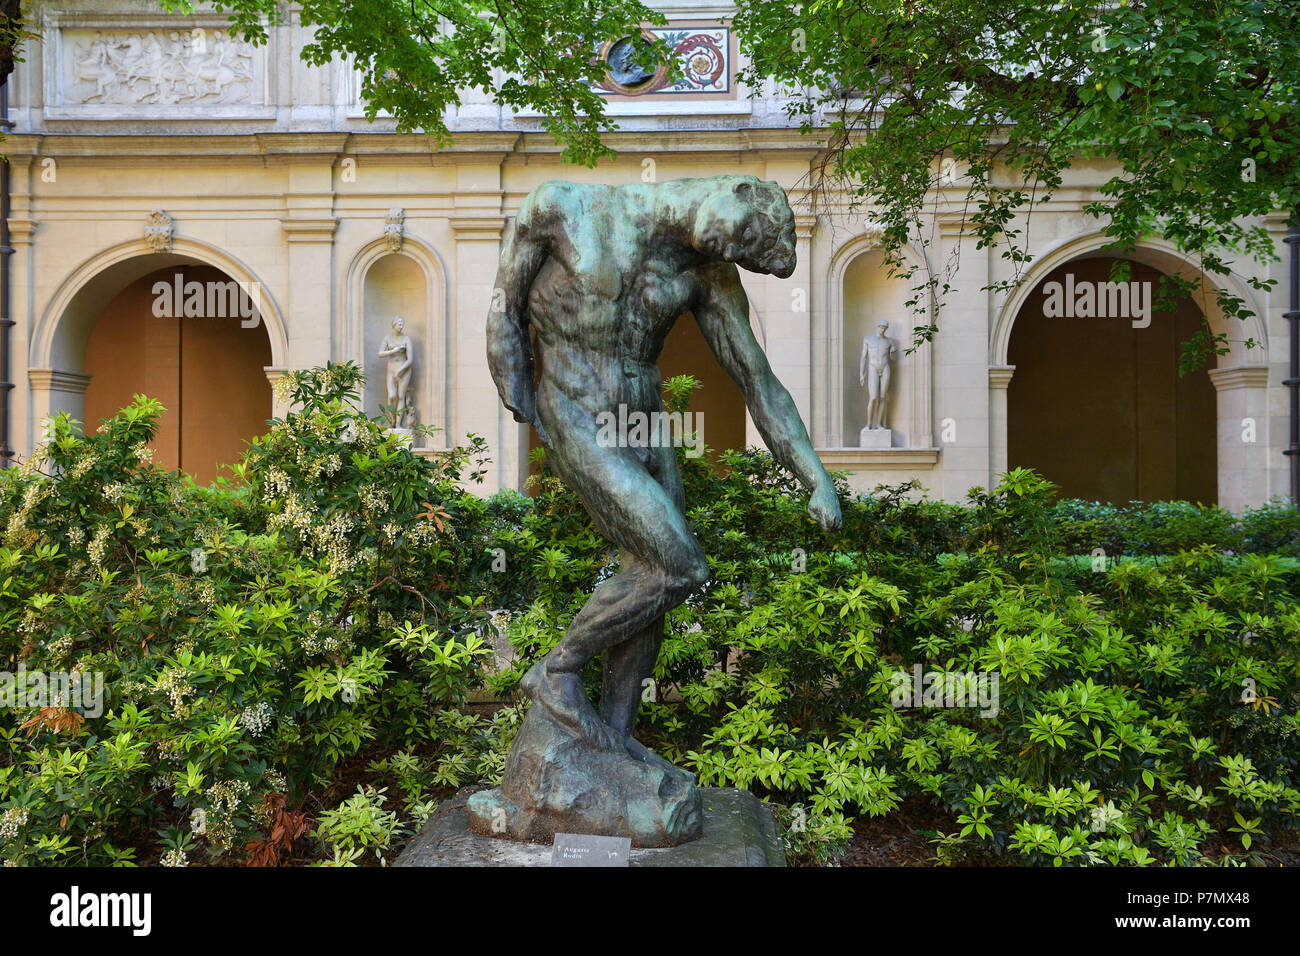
469,175,841,846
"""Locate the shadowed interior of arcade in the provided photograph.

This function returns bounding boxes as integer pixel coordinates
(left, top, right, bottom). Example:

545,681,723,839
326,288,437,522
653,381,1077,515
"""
1007,256,1217,504
81,265,272,485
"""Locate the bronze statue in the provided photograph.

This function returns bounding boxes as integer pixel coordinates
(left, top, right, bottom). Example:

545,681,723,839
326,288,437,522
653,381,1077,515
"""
471,175,841,846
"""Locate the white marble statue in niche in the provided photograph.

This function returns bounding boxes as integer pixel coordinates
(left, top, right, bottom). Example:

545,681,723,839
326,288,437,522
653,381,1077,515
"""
858,319,898,448
377,315,416,431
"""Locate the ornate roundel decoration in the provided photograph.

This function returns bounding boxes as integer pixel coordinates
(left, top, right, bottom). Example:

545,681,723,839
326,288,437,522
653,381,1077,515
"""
595,29,731,97
603,36,661,91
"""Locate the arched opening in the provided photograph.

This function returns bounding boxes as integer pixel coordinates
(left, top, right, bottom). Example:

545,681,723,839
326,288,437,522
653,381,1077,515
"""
659,313,746,458
83,264,272,484
1007,256,1217,503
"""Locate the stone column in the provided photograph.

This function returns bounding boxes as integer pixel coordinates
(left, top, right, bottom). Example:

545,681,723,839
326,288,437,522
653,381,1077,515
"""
27,369,92,449
1208,364,1271,512
264,366,291,421
750,160,818,451
936,211,992,500
8,209,38,458
988,365,1016,483
449,164,514,492
265,135,346,372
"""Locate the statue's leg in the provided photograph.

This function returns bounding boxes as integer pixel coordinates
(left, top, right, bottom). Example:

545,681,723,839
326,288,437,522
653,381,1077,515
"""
599,442,684,740
397,370,412,422
866,371,881,428
878,365,891,429
526,426,708,753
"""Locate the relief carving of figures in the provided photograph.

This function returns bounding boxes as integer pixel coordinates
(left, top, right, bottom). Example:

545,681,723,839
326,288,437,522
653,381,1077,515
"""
68,30,253,106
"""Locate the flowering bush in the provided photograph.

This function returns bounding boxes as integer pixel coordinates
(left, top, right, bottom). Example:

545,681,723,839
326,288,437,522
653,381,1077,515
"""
0,365,511,865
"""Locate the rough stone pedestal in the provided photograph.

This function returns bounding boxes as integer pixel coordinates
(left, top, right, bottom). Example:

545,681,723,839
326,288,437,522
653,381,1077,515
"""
858,426,893,449
395,789,786,867
465,700,703,846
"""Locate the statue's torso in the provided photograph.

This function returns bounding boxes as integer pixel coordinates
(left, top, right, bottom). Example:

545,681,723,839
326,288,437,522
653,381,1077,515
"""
382,335,412,367
863,335,894,368
526,188,707,411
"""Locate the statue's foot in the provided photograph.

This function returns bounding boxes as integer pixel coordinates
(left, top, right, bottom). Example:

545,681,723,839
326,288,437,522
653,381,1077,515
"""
521,661,626,754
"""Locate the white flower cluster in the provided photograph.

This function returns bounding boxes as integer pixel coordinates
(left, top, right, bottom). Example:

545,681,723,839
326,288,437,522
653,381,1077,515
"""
261,467,291,503
359,484,391,517
70,453,99,479
17,446,48,476
202,779,253,851
313,511,359,574
22,480,49,511
272,373,295,405
266,491,314,537
239,701,274,736
45,635,75,665
88,524,112,567
159,848,188,867
3,511,27,544
155,666,194,715
190,808,208,836
102,482,125,504
0,807,29,840
194,578,218,608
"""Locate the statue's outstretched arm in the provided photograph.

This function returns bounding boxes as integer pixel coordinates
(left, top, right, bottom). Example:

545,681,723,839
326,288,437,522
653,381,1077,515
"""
487,214,548,436
694,264,841,531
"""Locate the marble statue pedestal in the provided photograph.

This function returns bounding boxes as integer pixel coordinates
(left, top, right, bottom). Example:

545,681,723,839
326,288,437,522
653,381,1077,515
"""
395,788,786,867
858,426,893,449
384,427,413,447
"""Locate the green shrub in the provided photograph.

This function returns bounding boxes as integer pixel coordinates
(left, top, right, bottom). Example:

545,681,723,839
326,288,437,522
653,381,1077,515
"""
0,366,507,865
2,368,1297,867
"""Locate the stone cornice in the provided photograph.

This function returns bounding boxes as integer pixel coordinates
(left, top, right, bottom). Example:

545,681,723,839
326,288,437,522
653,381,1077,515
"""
280,217,338,243
7,218,38,245
512,128,827,157
937,211,971,238
4,129,830,167
256,132,353,160
28,368,92,394
1208,365,1271,391
449,216,506,241
988,365,1016,389
816,448,941,469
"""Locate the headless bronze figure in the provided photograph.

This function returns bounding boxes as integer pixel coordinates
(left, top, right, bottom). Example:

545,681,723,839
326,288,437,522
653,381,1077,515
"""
472,176,840,846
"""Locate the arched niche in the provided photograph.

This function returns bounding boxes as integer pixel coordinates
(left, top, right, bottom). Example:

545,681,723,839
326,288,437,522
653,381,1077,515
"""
363,254,428,426
344,238,447,448
823,235,934,449
1007,256,1217,503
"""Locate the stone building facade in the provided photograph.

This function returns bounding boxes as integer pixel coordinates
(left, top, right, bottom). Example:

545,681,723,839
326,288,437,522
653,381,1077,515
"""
3,0,1291,509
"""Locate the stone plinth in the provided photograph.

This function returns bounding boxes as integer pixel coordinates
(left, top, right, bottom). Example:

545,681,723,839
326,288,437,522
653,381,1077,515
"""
858,426,893,449
395,788,786,867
